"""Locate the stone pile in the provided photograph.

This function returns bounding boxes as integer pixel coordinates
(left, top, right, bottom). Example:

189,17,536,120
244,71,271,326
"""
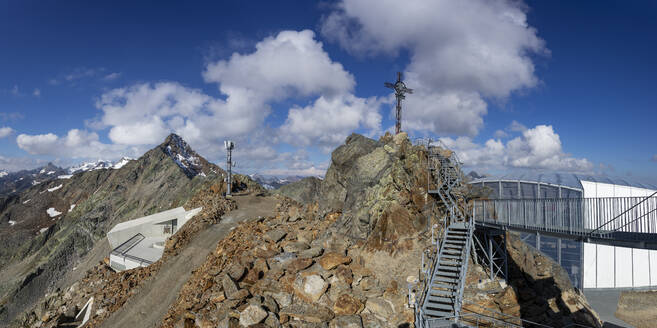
161,198,421,328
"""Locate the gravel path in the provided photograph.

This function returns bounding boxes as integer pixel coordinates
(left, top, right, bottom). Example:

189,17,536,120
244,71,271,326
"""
100,194,278,328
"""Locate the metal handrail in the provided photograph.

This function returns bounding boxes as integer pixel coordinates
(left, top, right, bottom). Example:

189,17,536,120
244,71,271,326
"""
591,190,657,234
472,196,657,238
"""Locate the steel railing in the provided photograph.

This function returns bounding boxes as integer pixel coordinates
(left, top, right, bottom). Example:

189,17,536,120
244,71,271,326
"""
472,196,657,239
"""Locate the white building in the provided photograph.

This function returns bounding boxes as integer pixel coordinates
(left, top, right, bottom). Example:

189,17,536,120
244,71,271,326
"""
470,173,657,289
107,206,202,271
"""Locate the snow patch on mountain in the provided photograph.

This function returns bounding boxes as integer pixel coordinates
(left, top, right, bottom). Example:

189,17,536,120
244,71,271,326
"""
0,171,7,178
69,204,76,212
112,157,133,169
47,208,62,217
47,184,63,192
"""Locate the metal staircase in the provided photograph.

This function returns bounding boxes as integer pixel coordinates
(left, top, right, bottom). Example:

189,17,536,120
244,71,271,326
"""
418,143,474,327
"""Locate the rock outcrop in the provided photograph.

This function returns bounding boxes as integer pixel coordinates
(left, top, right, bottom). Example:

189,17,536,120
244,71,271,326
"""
464,232,602,327
280,132,438,251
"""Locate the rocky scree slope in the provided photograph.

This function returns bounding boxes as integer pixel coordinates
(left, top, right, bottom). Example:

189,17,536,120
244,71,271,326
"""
0,134,227,327
17,183,237,328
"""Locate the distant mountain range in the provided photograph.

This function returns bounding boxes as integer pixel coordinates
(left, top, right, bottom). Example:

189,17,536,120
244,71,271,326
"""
248,173,319,190
0,158,136,197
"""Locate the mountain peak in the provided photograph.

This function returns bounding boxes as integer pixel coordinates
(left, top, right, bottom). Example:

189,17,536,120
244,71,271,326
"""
158,133,222,178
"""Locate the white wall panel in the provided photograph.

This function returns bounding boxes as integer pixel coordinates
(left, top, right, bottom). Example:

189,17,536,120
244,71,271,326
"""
633,249,651,287
651,250,657,286
615,247,633,287
597,244,615,288
580,181,597,198
596,183,616,198
583,243,597,288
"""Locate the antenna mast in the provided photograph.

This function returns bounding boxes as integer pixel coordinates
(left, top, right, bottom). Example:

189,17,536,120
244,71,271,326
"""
224,140,235,198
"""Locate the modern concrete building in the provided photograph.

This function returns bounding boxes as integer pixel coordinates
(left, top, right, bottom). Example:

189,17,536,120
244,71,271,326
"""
107,206,202,271
470,173,657,289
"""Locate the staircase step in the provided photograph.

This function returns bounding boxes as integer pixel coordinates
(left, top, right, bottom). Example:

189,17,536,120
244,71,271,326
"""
444,240,465,245
424,302,454,313
423,308,453,318
426,295,454,305
430,283,457,290
429,289,456,298
440,254,462,260
442,250,463,256
435,272,459,279
436,267,460,274
435,269,460,276
433,276,459,284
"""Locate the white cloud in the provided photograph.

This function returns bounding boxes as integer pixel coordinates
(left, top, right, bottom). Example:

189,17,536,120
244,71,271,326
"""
203,30,354,101
493,129,508,139
652,154,657,162
16,129,136,159
0,155,48,172
0,126,14,138
280,94,382,152
33,88,41,97
322,0,547,136
103,72,122,81
509,120,527,132
440,124,592,172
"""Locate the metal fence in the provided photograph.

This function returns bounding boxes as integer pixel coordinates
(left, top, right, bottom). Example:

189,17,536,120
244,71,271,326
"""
472,196,657,239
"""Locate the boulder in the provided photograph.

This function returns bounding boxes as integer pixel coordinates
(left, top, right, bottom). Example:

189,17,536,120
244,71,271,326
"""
364,299,393,321
239,304,268,327
280,303,335,323
283,241,310,253
294,274,329,302
329,315,363,328
319,253,352,270
333,294,364,315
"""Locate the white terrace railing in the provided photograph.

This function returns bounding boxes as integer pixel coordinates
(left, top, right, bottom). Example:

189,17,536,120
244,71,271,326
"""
472,195,657,241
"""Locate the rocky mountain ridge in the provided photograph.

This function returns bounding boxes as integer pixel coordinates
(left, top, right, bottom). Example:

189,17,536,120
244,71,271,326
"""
0,133,229,326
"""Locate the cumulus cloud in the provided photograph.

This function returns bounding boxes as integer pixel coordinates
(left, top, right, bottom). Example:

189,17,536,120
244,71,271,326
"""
0,155,49,172
0,126,14,138
280,95,382,152
16,129,138,159
203,30,354,101
322,0,547,136
440,124,592,172
33,88,41,97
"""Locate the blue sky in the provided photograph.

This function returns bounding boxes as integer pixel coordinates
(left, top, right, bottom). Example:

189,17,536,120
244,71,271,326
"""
0,0,656,180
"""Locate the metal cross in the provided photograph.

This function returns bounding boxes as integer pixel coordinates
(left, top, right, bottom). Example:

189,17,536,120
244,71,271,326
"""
385,72,413,134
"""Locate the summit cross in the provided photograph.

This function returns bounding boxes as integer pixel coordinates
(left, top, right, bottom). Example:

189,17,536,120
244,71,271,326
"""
384,72,413,134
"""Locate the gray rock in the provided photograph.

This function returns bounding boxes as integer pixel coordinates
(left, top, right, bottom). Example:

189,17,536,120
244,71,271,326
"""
222,274,240,298
265,229,287,243
227,263,246,281
283,241,310,253
298,247,324,259
330,315,363,328
239,304,268,327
